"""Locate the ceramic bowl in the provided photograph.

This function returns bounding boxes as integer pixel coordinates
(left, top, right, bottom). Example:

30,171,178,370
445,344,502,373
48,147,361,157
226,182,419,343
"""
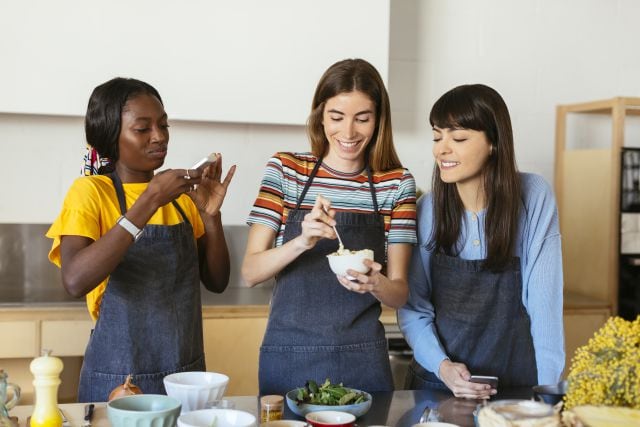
177,408,257,427
260,422,307,427
107,394,181,427
532,380,568,405
305,411,356,427
326,249,374,279
411,423,461,427
285,388,372,418
163,371,229,413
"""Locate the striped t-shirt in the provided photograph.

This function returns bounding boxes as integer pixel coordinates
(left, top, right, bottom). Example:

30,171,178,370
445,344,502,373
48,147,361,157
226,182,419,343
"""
247,152,417,249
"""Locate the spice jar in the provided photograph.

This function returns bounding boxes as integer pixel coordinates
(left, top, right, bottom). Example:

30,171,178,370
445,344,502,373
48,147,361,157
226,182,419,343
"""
260,395,284,422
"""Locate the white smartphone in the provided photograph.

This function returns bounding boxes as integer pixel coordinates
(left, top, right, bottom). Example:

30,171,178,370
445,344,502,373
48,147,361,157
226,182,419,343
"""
469,375,499,389
191,153,218,170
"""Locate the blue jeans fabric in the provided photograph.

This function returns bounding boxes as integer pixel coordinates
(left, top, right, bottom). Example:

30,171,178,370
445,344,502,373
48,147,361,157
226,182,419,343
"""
258,160,393,395
408,253,537,390
77,173,205,402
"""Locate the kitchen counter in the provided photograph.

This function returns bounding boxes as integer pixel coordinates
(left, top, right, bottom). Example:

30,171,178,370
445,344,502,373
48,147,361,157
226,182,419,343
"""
0,285,274,308
0,286,611,402
9,388,535,427
0,285,402,321
0,284,609,313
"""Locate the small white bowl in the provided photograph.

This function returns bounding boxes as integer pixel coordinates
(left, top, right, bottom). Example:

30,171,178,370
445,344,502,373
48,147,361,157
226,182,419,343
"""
326,249,374,279
178,408,256,427
163,371,229,413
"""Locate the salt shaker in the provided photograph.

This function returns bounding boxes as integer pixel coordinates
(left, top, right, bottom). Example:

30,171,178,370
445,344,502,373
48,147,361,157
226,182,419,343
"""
30,349,64,427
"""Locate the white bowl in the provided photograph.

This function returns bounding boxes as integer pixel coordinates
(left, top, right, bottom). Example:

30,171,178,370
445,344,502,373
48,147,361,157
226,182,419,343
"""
163,371,229,413
326,249,374,279
178,408,256,427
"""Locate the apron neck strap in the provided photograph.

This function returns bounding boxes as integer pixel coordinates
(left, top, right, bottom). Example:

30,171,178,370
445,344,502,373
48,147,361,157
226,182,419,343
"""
109,172,128,214
293,156,379,214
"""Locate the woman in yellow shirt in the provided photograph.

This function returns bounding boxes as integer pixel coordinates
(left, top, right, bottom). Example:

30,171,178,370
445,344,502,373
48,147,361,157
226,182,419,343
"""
47,77,235,402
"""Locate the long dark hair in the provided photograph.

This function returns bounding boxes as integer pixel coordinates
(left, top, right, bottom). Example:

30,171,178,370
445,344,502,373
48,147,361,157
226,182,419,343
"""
429,84,520,271
85,77,162,174
307,58,401,171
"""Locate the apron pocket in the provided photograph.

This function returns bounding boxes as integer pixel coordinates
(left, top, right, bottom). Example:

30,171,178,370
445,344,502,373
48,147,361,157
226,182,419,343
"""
80,355,206,402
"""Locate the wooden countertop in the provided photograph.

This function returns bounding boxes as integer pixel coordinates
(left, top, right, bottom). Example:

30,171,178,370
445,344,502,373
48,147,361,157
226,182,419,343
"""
0,287,610,322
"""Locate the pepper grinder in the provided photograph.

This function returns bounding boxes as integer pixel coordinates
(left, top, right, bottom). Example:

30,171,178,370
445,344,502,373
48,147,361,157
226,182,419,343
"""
30,349,63,427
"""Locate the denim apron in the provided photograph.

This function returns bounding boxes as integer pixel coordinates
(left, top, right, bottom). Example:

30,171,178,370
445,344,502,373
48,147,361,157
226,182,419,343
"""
77,172,205,402
259,158,393,395
406,253,537,390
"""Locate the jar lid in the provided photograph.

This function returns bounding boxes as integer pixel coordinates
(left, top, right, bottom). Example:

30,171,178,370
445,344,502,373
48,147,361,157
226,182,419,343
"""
260,395,284,405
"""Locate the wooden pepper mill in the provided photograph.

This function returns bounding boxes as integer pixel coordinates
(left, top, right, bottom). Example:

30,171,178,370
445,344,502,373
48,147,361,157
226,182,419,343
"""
30,349,63,427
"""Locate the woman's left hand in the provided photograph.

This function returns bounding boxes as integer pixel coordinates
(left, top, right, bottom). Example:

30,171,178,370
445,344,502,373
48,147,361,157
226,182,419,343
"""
188,153,236,216
337,259,383,293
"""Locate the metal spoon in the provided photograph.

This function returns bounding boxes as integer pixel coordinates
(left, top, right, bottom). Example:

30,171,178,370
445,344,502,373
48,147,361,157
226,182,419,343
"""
419,405,440,423
419,406,431,423
323,206,344,252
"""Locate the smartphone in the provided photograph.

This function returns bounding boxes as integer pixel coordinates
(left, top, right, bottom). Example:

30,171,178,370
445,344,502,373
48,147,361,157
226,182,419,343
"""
469,375,499,389
191,153,218,170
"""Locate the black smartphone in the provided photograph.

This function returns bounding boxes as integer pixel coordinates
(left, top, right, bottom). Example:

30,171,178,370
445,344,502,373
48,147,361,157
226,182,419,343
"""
469,375,499,389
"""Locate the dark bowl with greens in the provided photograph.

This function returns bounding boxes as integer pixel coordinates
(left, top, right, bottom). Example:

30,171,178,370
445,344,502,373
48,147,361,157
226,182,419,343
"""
285,379,372,418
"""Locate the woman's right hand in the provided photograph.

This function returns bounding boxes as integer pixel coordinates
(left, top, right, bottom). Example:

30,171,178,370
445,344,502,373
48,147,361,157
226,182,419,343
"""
145,168,202,208
439,359,495,399
295,195,337,250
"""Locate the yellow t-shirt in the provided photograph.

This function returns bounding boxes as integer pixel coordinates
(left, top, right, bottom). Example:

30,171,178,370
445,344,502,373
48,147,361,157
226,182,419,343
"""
46,175,205,321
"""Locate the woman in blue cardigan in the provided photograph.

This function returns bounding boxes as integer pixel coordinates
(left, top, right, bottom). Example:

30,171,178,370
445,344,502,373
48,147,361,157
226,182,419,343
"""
398,84,564,399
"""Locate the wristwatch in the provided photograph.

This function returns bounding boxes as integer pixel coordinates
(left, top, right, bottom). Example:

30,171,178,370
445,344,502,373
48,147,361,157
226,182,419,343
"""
116,215,143,241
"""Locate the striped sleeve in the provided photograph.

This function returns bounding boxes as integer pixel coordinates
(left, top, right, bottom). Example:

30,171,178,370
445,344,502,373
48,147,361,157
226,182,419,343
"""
388,169,417,244
247,154,285,232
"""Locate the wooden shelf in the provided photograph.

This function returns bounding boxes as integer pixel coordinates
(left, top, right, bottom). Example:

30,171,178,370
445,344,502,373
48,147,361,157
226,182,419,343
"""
555,97,640,317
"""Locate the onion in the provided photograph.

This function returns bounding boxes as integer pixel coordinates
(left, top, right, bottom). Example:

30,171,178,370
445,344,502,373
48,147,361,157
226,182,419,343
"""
108,374,143,401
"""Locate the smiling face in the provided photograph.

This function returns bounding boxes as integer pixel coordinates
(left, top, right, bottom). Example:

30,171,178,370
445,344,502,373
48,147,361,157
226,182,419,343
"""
321,90,376,172
432,126,492,189
116,93,169,182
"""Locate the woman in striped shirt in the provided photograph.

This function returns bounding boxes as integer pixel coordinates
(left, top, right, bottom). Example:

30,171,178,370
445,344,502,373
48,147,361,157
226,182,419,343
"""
242,58,417,395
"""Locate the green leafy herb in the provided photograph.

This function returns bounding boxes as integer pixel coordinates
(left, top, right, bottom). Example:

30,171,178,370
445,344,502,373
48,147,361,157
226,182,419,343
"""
294,379,368,406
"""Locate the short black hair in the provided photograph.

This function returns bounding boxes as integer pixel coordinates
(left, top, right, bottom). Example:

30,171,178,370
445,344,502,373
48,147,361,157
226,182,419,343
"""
84,77,162,173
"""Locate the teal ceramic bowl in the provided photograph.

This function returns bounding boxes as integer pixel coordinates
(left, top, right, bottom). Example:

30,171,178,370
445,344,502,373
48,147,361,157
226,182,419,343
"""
285,388,372,418
107,394,182,427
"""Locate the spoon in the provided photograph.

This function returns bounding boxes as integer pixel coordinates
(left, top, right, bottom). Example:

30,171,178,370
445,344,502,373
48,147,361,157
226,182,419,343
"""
322,206,345,253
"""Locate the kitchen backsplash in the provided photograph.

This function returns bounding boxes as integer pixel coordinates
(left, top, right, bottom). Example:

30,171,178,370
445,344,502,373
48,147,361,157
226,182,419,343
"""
0,223,272,304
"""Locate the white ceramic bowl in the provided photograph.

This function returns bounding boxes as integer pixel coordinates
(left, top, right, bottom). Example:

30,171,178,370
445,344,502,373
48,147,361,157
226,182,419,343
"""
326,249,374,279
163,371,229,413
178,408,257,427
411,423,460,427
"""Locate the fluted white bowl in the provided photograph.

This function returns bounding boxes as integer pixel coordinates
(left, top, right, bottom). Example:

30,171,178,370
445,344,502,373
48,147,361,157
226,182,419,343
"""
163,371,229,413
177,408,256,427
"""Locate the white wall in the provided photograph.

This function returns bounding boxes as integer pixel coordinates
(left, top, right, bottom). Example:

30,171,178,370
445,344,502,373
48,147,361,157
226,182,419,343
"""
2,0,640,224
